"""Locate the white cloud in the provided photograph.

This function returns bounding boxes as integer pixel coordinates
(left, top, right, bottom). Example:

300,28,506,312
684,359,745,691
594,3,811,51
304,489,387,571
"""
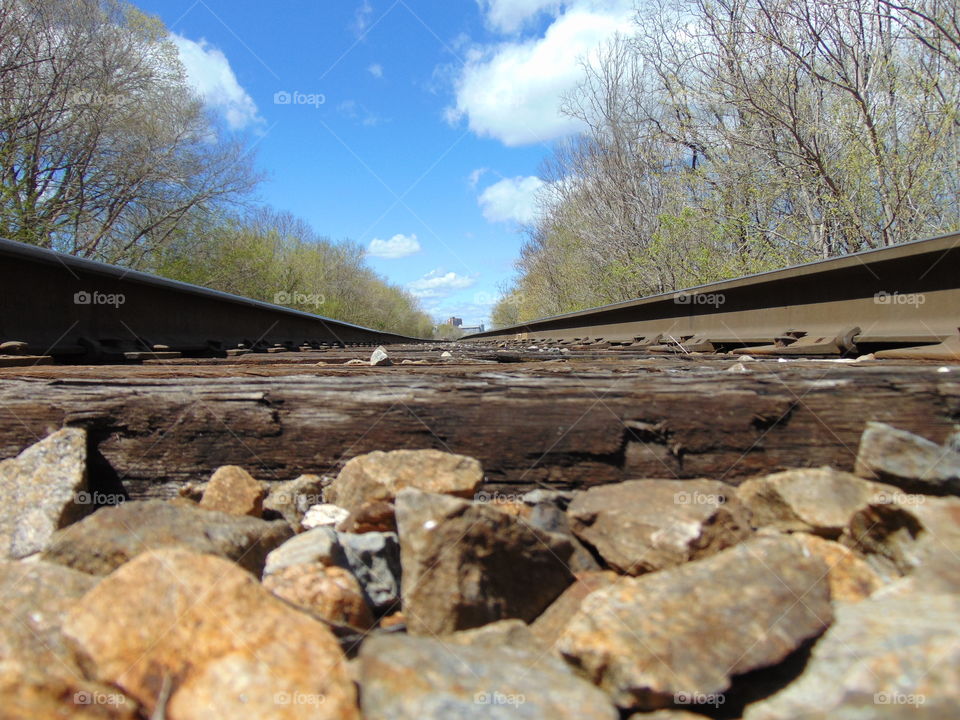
408,269,477,299
170,33,261,130
468,167,488,189
368,63,384,79
353,0,374,36
448,1,634,146
367,233,421,259
479,175,547,224
479,0,563,33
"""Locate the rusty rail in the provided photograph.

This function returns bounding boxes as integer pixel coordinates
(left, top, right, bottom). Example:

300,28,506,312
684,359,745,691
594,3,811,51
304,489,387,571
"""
468,231,960,359
0,238,426,361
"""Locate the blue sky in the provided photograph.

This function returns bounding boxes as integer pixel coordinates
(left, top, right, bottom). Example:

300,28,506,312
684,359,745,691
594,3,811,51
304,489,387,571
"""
136,0,635,326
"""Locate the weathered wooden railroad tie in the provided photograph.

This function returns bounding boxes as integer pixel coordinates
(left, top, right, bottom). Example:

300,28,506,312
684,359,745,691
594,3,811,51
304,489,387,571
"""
1,348,956,500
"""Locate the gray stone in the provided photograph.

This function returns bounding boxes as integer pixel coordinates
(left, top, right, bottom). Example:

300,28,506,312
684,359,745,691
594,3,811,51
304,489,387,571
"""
518,490,599,572
854,421,960,495
263,526,344,576
395,489,575,636
444,619,545,654
567,479,751,574
0,428,93,559
743,593,960,720
370,346,392,366
556,536,833,711
41,500,292,576
359,634,618,720
338,531,401,613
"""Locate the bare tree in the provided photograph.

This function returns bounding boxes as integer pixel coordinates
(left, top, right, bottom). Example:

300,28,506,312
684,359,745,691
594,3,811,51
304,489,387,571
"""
0,0,258,263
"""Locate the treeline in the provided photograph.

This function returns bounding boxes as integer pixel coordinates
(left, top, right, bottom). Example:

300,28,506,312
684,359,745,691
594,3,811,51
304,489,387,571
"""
149,209,435,338
0,0,434,337
493,0,960,328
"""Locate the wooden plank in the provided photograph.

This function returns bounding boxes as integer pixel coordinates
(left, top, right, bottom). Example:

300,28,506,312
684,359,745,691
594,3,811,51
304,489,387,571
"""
0,360,956,499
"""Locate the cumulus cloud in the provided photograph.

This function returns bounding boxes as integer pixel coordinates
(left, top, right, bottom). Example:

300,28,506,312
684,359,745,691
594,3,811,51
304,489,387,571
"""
448,1,634,146
408,269,477,298
170,33,261,130
367,233,421,259
479,175,547,224
479,0,563,33
368,63,384,79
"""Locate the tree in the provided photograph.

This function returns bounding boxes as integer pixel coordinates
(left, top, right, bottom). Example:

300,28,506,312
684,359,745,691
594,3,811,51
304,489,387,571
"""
500,0,960,322
0,0,258,263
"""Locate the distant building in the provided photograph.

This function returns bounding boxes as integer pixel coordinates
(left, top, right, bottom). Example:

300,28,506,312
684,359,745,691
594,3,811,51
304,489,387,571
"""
460,323,485,334
447,317,463,327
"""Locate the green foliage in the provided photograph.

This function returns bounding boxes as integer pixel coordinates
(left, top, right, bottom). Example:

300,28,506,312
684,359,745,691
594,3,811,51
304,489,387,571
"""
147,209,434,338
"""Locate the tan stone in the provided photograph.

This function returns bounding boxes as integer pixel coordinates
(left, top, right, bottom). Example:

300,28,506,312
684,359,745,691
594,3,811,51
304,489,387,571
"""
567,479,751,574
199,465,265,517
791,533,883,603
326,449,482,516
264,563,374,629
62,548,359,720
337,499,396,533
0,560,138,718
530,570,619,648
737,467,892,537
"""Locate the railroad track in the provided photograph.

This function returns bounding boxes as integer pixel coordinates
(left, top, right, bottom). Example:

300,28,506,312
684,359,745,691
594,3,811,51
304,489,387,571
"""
468,231,960,361
2,231,957,364
0,237,423,365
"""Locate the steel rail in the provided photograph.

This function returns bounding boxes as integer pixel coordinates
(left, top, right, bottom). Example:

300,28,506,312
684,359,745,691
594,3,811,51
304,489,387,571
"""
0,238,425,359
466,231,960,358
